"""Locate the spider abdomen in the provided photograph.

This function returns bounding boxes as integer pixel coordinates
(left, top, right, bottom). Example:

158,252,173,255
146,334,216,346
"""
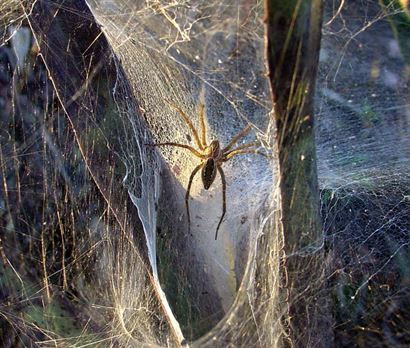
201,158,217,190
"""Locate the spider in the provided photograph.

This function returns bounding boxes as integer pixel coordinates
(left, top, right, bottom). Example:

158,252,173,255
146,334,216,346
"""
151,101,265,240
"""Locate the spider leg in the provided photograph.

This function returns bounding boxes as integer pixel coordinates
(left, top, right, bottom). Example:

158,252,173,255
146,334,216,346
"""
223,142,258,158
198,103,207,147
186,163,204,235
148,142,206,159
215,165,226,240
166,101,205,150
222,124,252,153
223,148,269,161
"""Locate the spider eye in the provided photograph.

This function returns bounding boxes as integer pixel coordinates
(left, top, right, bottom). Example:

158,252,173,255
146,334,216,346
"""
201,159,217,190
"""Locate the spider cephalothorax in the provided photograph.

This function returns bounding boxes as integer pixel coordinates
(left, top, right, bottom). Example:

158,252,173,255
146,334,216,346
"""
151,102,264,240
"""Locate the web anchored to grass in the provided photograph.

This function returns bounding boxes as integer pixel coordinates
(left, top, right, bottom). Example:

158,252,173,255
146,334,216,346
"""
0,0,408,347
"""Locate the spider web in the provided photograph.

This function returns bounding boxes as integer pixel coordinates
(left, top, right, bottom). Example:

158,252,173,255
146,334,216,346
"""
87,0,274,339
0,0,409,346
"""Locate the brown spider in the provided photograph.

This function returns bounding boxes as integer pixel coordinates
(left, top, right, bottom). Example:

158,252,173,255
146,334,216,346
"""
151,101,264,240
